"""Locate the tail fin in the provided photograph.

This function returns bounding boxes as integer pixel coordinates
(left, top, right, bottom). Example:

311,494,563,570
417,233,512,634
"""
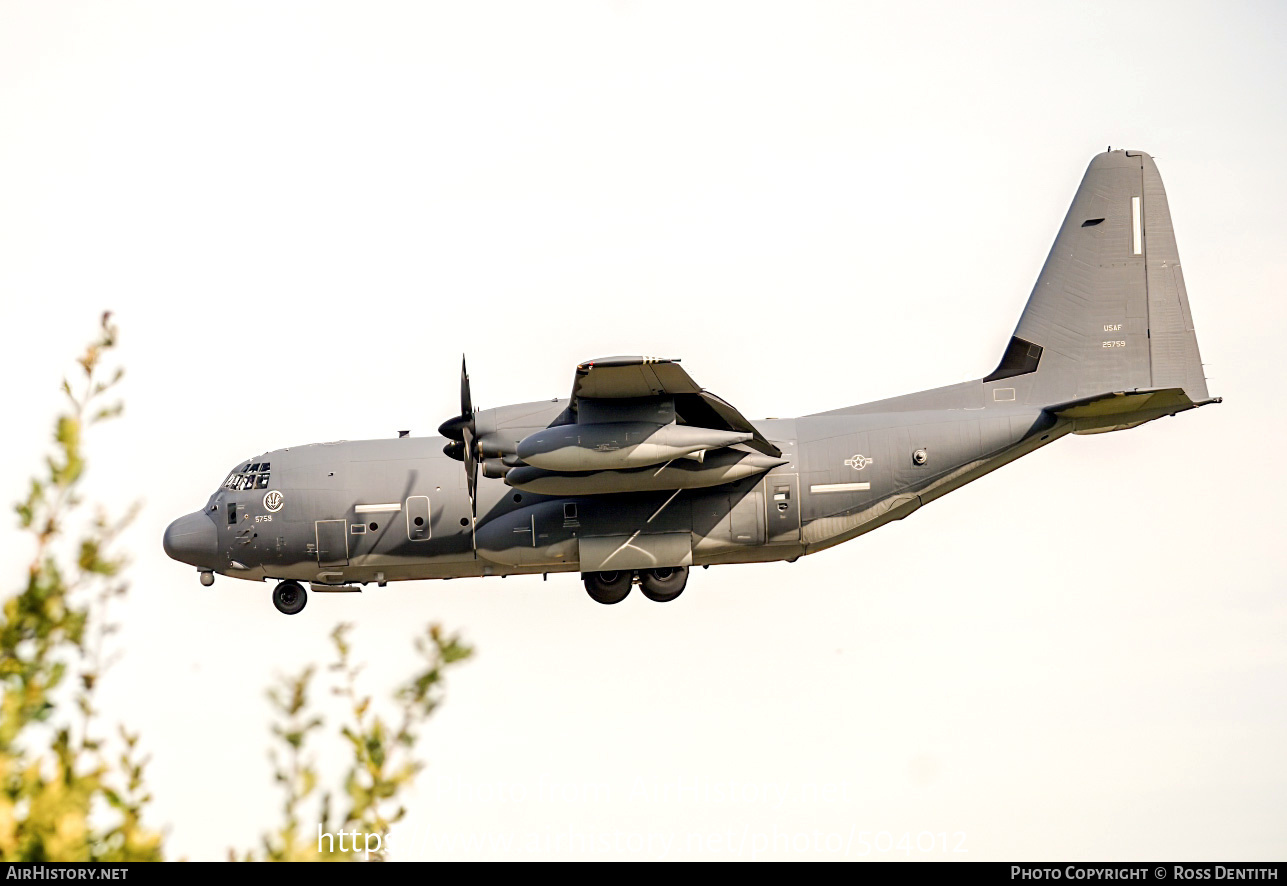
985,149,1216,428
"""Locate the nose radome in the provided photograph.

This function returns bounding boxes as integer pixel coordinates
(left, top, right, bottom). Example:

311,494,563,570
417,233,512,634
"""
163,511,219,569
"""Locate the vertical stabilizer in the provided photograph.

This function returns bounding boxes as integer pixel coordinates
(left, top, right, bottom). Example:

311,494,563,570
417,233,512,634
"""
988,150,1209,409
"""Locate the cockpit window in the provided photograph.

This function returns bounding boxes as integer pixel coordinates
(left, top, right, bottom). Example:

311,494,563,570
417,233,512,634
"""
223,462,271,491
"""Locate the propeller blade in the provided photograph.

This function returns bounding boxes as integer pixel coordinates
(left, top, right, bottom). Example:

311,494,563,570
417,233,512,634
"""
460,356,478,513
463,423,478,507
460,355,473,419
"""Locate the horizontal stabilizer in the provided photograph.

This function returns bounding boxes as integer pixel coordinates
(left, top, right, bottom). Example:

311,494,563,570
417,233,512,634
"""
1048,388,1221,435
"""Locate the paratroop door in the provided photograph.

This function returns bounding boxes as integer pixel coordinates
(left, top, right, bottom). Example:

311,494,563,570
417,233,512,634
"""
727,489,765,545
764,473,801,543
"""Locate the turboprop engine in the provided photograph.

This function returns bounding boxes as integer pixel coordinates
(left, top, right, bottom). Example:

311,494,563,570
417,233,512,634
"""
515,422,752,472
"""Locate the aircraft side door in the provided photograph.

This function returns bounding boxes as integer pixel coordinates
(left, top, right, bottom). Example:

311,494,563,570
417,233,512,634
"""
727,488,765,546
406,495,431,542
764,473,801,543
315,520,349,567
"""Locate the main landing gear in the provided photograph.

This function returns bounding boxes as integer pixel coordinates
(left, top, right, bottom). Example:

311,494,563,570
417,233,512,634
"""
639,566,687,603
582,567,688,605
273,580,307,615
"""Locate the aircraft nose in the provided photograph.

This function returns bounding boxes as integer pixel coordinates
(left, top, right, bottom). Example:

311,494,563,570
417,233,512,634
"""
163,511,220,569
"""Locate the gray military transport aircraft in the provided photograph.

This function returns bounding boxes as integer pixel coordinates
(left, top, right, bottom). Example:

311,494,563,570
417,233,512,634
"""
164,149,1219,614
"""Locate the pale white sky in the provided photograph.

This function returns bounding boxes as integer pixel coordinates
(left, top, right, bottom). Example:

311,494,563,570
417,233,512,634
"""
2,0,1284,860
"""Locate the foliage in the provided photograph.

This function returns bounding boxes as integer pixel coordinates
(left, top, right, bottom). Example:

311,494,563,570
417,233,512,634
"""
251,624,472,861
3,314,472,862
0,312,161,861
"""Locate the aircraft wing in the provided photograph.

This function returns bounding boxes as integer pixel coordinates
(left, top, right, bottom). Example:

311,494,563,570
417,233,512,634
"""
570,357,781,457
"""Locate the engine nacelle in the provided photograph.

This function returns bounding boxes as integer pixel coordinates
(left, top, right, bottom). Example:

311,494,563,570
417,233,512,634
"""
504,449,787,495
516,422,751,472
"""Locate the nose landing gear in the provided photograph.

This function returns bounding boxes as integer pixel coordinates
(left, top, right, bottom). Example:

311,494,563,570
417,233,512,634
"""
272,580,307,615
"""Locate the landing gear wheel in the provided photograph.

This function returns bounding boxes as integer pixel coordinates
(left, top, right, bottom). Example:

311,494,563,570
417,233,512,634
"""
583,571,632,605
272,580,307,615
640,566,688,603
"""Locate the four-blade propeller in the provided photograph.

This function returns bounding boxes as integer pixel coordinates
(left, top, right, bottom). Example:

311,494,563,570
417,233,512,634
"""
437,356,478,518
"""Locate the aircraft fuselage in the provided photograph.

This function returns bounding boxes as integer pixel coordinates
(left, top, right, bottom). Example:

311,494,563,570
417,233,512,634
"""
166,384,1063,589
